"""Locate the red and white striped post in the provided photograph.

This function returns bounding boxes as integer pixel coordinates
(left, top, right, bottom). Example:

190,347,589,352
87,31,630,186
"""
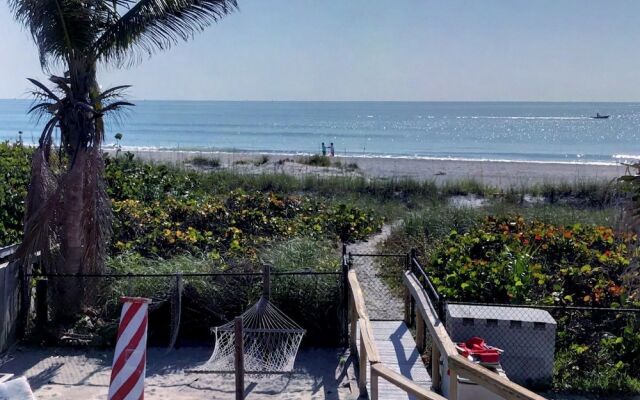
108,297,152,400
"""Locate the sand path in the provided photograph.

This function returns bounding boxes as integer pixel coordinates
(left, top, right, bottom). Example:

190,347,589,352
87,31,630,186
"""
0,347,349,399
348,223,404,321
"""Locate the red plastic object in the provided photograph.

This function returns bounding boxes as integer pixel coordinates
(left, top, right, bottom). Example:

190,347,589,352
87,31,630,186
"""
456,336,502,364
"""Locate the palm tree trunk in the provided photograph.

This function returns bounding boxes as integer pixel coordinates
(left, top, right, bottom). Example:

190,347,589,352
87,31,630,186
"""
54,61,102,322
56,148,87,320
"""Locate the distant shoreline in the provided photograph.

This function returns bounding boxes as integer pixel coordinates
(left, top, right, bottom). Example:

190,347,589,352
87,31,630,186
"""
102,145,633,167
107,148,625,188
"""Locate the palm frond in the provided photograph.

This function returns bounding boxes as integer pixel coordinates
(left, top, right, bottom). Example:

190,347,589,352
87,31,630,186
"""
101,101,135,113
98,85,132,101
17,149,60,272
9,0,101,68
27,78,60,101
81,148,112,274
94,0,237,64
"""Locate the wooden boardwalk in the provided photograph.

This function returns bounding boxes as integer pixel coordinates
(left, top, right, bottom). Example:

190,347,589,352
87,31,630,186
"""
357,320,432,399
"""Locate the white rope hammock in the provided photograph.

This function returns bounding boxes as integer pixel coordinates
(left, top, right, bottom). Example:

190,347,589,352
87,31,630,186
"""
198,267,305,374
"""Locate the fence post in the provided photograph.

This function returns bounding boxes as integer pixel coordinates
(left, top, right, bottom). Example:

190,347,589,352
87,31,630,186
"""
403,285,411,325
439,298,447,323
262,264,271,299
408,250,415,327
234,317,244,400
35,279,48,331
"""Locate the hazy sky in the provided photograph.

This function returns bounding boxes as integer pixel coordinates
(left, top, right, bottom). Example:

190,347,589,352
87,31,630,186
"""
1,0,639,101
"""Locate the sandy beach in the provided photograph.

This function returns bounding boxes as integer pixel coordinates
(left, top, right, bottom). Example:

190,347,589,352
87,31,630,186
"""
108,149,626,188
0,347,350,399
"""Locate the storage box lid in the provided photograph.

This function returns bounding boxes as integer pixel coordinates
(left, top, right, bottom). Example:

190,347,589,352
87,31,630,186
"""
447,304,556,325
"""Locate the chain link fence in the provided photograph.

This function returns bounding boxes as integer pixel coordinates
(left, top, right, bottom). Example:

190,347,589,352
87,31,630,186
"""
408,252,640,393
23,270,346,348
346,252,406,321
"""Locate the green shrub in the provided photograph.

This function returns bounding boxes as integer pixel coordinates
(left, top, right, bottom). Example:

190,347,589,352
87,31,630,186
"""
254,155,269,166
299,154,332,167
553,316,640,393
189,156,220,168
0,142,32,246
263,238,343,344
427,216,635,306
425,215,640,393
111,190,383,257
92,244,343,346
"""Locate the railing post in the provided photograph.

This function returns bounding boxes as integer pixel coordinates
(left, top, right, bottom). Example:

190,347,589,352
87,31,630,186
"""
410,249,418,327
349,295,357,353
341,243,349,346
371,365,379,400
432,343,441,391
449,366,458,400
359,331,368,397
415,310,425,353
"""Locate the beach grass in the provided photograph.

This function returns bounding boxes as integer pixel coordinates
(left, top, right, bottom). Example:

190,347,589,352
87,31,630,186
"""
188,156,220,168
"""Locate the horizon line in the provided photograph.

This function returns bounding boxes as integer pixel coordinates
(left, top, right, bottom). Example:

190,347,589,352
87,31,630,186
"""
1,98,640,103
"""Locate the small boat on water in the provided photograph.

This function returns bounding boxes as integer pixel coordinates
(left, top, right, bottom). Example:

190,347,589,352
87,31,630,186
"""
592,113,610,119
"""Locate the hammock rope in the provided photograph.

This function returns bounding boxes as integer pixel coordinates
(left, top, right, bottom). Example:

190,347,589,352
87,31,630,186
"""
198,266,305,374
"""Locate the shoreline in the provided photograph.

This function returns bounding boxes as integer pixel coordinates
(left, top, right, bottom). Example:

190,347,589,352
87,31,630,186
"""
106,149,626,187
103,145,635,167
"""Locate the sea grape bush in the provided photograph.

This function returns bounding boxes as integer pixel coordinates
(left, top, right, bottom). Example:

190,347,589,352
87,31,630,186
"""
0,144,382,252
111,190,382,258
427,215,640,393
428,216,636,307
0,142,32,247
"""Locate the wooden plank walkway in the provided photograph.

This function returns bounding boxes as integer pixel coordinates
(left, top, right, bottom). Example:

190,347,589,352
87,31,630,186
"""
357,320,432,399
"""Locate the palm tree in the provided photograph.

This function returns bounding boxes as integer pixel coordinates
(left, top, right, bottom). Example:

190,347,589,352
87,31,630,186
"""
9,0,238,321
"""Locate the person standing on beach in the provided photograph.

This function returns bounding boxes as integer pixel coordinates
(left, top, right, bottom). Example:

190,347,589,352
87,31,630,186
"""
330,142,335,157
322,142,327,156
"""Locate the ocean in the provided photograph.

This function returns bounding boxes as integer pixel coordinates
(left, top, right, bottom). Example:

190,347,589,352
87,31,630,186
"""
0,100,639,165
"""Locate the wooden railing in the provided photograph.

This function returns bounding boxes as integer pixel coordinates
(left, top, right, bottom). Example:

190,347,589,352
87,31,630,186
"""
347,270,446,400
403,270,547,400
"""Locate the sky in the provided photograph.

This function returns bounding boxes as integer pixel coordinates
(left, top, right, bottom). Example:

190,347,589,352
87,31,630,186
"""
1,0,640,101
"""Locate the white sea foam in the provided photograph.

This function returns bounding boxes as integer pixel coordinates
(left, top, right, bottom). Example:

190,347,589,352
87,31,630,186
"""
612,154,640,160
458,116,590,120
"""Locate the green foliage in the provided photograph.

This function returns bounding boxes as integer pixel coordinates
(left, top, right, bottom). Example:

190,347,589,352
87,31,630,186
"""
379,208,640,393
427,216,635,306
0,142,32,246
105,156,200,202
424,214,640,394
111,190,382,257
553,316,640,393
254,155,269,166
299,154,332,167
620,163,640,229
263,238,343,344
93,241,344,346
189,156,220,168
